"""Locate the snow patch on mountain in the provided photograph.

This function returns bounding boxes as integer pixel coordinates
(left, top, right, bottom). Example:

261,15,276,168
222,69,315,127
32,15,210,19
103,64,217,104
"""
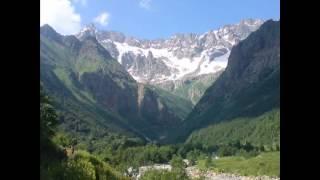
76,19,264,84
199,51,230,75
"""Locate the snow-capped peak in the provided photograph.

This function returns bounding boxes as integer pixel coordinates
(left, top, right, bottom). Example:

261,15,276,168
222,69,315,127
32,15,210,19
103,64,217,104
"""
76,19,264,84
77,23,98,39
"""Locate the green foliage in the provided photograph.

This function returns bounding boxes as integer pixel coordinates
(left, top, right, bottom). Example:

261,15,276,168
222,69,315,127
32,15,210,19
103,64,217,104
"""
211,152,280,177
186,149,202,166
186,109,280,150
169,155,189,179
42,150,129,180
40,85,65,173
40,85,58,142
41,83,279,179
99,144,177,172
197,156,215,171
40,86,65,179
217,145,238,157
40,87,128,180
170,155,185,170
71,150,128,180
66,158,96,179
204,156,214,168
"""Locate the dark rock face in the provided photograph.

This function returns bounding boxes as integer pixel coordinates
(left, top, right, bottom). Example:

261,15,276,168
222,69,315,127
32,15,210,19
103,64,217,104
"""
97,31,126,43
174,20,280,141
138,84,180,124
40,24,63,43
80,71,138,114
100,40,119,59
121,51,173,83
79,36,113,60
79,70,181,139
63,35,81,54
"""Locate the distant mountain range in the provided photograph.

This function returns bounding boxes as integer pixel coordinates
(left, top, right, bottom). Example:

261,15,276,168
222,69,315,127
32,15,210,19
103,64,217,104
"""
76,19,264,104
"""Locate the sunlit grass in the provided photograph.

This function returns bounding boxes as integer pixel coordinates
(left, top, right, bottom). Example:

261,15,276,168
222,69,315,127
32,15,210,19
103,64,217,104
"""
197,152,279,177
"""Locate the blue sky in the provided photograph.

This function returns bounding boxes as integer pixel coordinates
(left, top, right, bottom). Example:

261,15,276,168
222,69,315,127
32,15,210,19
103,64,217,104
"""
41,0,279,39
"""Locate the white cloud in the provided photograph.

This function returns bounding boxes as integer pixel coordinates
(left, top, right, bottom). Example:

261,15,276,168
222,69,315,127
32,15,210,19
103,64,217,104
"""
40,0,81,35
139,0,152,10
93,12,110,26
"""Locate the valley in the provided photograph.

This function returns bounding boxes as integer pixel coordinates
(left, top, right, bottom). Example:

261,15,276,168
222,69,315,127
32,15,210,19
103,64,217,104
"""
40,18,280,180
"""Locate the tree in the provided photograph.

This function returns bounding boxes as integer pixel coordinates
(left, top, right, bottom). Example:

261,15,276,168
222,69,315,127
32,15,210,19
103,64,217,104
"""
233,140,241,149
186,150,197,166
52,133,72,147
170,155,185,170
258,144,265,152
40,84,60,158
242,142,254,152
40,84,64,178
40,85,58,142
170,155,189,179
217,145,236,156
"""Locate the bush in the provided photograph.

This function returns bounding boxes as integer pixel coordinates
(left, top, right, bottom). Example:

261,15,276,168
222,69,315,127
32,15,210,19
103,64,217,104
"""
186,150,197,166
66,158,96,180
217,145,237,156
170,155,185,170
52,133,72,147
169,155,189,179
71,150,128,180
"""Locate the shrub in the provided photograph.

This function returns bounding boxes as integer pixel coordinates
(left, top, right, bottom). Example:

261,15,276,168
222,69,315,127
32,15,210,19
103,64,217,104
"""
66,158,96,180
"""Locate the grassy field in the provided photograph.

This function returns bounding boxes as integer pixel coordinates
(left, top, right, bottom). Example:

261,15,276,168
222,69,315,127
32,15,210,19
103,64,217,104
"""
198,152,280,177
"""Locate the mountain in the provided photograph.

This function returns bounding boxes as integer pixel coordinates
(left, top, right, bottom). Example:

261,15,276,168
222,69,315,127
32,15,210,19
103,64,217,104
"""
173,20,280,142
40,25,193,142
40,19,277,144
76,19,264,103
